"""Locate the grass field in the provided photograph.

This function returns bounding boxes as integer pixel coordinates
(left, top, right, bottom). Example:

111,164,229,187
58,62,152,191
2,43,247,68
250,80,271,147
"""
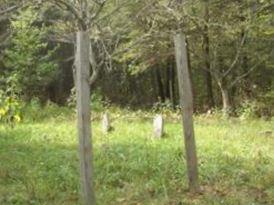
0,111,274,205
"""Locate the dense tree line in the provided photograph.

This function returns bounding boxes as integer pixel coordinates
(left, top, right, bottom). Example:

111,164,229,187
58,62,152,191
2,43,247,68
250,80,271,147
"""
0,1,273,204
0,0,274,115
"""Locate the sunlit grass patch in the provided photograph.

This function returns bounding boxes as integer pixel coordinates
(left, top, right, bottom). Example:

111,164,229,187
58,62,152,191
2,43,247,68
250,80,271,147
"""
0,115,273,204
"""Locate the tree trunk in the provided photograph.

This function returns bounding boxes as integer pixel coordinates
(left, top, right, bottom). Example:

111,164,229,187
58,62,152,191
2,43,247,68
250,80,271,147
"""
241,55,252,98
170,61,176,108
218,81,231,115
203,0,215,109
155,67,165,102
150,68,158,102
221,87,231,112
166,59,176,108
75,31,96,205
174,32,199,193
204,69,214,109
165,65,171,100
240,30,251,99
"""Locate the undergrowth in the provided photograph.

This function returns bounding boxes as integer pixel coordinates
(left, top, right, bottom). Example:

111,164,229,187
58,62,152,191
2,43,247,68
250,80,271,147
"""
0,107,273,205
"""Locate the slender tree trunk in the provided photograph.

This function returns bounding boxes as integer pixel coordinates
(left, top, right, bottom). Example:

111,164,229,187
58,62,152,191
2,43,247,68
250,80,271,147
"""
218,81,231,115
155,67,165,102
203,47,215,109
204,69,214,108
170,61,176,108
75,31,96,205
203,0,215,109
150,68,158,102
221,87,231,112
241,55,252,98
165,65,171,100
240,30,251,99
165,58,176,107
174,32,199,193
167,60,176,108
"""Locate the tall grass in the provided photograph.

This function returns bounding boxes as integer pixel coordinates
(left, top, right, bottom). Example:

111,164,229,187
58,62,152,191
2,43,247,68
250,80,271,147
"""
0,110,273,204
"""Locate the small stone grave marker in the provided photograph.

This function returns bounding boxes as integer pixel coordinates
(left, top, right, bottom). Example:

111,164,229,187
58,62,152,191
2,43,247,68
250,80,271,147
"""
102,113,111,133
153,114,164,138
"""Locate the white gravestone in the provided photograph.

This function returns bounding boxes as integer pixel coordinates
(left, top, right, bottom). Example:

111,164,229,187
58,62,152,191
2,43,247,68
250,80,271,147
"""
153,115,164,138
102,113,111,133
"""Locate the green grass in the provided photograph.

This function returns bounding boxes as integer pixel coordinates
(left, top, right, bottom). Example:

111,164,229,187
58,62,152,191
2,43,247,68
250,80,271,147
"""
0,113,274,205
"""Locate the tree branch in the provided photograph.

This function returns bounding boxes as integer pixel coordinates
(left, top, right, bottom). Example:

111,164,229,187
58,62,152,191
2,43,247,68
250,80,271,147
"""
89,42,99,85
221,29,248,79
228,61,262,88
0,5,18,15
49,0,86,29
89,0,107,23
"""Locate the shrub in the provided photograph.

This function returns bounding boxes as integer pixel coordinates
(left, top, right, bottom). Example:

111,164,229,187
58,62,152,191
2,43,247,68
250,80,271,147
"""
0,90,22,125
4,7,57,100
22,98,72,122
237,100,258,120
67,87,106,112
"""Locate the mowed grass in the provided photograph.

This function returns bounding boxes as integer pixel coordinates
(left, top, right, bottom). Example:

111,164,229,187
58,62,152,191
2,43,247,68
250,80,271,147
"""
0,113,274,205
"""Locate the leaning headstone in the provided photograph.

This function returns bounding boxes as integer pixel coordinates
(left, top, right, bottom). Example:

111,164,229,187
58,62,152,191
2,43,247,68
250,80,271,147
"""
102,113,111,133
153,114,164,138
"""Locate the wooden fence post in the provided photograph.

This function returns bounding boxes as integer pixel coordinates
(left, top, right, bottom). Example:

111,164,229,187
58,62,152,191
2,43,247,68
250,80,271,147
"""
174,32,199,193
76,31,96,205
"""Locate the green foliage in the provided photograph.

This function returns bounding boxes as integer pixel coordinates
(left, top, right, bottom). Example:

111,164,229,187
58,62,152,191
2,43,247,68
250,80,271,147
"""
257,90,274,118
91,89,108,112
236,90,274,120
22,98,72,122
237,101,258,120
67,87,106,112
109,0,274,112
152,100,181,118
0,111,273,204
0,90,22,125
4,7,57,99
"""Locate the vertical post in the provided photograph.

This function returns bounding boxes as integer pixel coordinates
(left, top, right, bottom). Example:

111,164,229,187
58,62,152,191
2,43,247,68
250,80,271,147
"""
174,32,199,192
76,31,96,205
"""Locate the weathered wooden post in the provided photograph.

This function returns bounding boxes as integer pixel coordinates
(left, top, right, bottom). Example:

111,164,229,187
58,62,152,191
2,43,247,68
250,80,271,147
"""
174,32,199,192
102,113,111,133
76,31,96,205
153,114,164,138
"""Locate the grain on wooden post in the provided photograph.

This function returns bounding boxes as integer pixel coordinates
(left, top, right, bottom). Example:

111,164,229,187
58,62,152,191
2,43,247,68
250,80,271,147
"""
153,114,164,138
76,31,96,205
102,113,111,133
174,32,200,193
